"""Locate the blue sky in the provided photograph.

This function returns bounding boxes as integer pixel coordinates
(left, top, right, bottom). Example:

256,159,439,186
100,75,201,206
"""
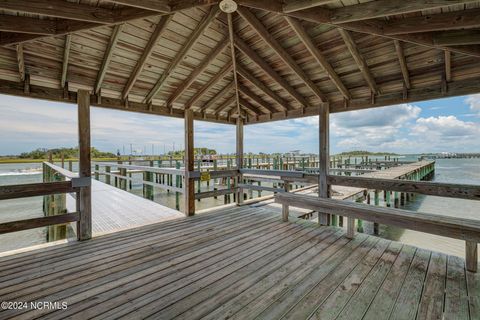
0,93,479,155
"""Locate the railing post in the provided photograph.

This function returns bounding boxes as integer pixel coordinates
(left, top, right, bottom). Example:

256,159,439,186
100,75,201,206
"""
77,89,92,241
282,181,290,222
105,166,111,185
466,241,478,273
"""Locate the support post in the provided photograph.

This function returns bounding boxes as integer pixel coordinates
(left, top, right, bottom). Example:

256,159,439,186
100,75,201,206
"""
184,109,195,216
466,241,478,273
318,103,330,225
282,181,290,222
77,89,92,241
236,117,244,205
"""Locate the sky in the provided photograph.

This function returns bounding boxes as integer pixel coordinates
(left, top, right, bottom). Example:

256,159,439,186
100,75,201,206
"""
0,93,479,156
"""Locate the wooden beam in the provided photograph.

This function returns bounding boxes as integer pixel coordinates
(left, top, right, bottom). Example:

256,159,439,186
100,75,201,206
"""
318,102,329,225
15,44,25,81
283,0,336,13
61,34,71,89
0,15,57,35
239,84,277,113
212,94,236,115
95,24,124,94
122,15,172,100
77,89,92,241
329,0,478,24
228,12,242,117
234,35,309,108
145,7,219,103
0,0,119,24
103,0,170,12
185,62,232,108
236,117,244,205
184,108,195,216
199,81,235,112
238,96,265,115
338,29,379,94
433,29,480,46
237,64,292,111
0,213,79,235
238,7,328,103
167,37,228,106
286,16,351,99
383,8,480,35
445,51,452,82
0,181,76,200
238,1,480,58
393,40,411,89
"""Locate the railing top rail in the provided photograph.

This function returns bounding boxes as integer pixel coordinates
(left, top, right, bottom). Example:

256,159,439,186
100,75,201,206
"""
43,161,78,179
93,162,185,176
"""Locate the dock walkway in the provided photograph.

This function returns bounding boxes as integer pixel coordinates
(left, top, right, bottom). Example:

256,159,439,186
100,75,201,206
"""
0,205,477,319
67,179,184,236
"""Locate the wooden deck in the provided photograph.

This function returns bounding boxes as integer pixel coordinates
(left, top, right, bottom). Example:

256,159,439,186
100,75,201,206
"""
0,205,478,320
67,179,184,236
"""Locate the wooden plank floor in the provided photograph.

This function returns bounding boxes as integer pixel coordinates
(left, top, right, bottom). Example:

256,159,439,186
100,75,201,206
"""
67,179,184,235
0,205,477,320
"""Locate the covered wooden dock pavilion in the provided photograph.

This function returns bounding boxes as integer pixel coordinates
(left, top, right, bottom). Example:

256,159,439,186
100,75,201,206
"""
0,0,480,319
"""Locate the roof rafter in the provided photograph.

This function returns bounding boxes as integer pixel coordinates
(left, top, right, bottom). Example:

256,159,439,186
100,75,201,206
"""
186,62,233,108
393,40,411,90
61,34,72,88
238,96,264,115
212,94,236,115
237,64,292,111
338,29,379,94
122,15,172,100
95,24,124,94
103,0,170,13
145,6,220,103
227,12,242,117
167,36,228,107
285,16,350,99
199,81,235,112
234,35,309,108
239,84,278,113
238,6,328,103
283,0,336,13
0,15,57,35
432,30,480,46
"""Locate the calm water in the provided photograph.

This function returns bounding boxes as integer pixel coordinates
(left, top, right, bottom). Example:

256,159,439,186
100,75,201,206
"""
0,158,479,257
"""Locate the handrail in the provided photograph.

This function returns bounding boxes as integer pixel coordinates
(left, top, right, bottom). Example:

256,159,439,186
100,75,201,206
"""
327,175,480,201
0,181,77,200
43,161,78,179
0,213,79,234
93,162,185,176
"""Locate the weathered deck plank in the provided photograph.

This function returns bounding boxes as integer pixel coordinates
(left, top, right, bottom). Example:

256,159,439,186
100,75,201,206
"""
0,205,476,320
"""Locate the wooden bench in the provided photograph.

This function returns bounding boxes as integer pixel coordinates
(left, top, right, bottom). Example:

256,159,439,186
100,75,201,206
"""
275,192,480,272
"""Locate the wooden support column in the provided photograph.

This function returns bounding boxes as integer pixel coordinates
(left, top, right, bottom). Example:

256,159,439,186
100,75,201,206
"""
466,241,478,273
318,103,330,225
236,117,244,205
77,89,92,241
184,108,195,216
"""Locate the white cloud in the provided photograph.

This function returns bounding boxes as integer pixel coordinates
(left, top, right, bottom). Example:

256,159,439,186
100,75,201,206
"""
466,94,480,114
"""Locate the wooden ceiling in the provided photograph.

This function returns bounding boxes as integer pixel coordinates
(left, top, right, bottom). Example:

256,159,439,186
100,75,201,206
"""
0,0,480,125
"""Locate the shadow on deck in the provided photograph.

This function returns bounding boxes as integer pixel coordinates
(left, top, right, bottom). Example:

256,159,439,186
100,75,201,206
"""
0,205,478,319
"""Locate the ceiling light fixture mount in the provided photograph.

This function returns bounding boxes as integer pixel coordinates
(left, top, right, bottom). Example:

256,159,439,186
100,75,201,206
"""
219,0,237,13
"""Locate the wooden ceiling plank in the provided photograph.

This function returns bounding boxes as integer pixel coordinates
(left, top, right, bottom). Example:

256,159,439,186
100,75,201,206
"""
199,81,235,112
0,15,57,35
239,84,277,113
237,64,292,111
234,35,309,108
186,62,233,108
286,16,350,99
145,7,219,103
103,0,170,12
338,29,379,94
239,96,264,115
213,94,236,114
240,1,480,58
61,34,72,89
284,0,336,13
393,40,411,90
330,0,478,24
383,8,480,35
122,15,172,100
433,30,480,46
167,38,228,106
95,24,124,94
237,7,328,103
15,44,25,82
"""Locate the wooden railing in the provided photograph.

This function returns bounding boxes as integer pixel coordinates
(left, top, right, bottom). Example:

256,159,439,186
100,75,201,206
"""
0,162,90,239
275,175,480,273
